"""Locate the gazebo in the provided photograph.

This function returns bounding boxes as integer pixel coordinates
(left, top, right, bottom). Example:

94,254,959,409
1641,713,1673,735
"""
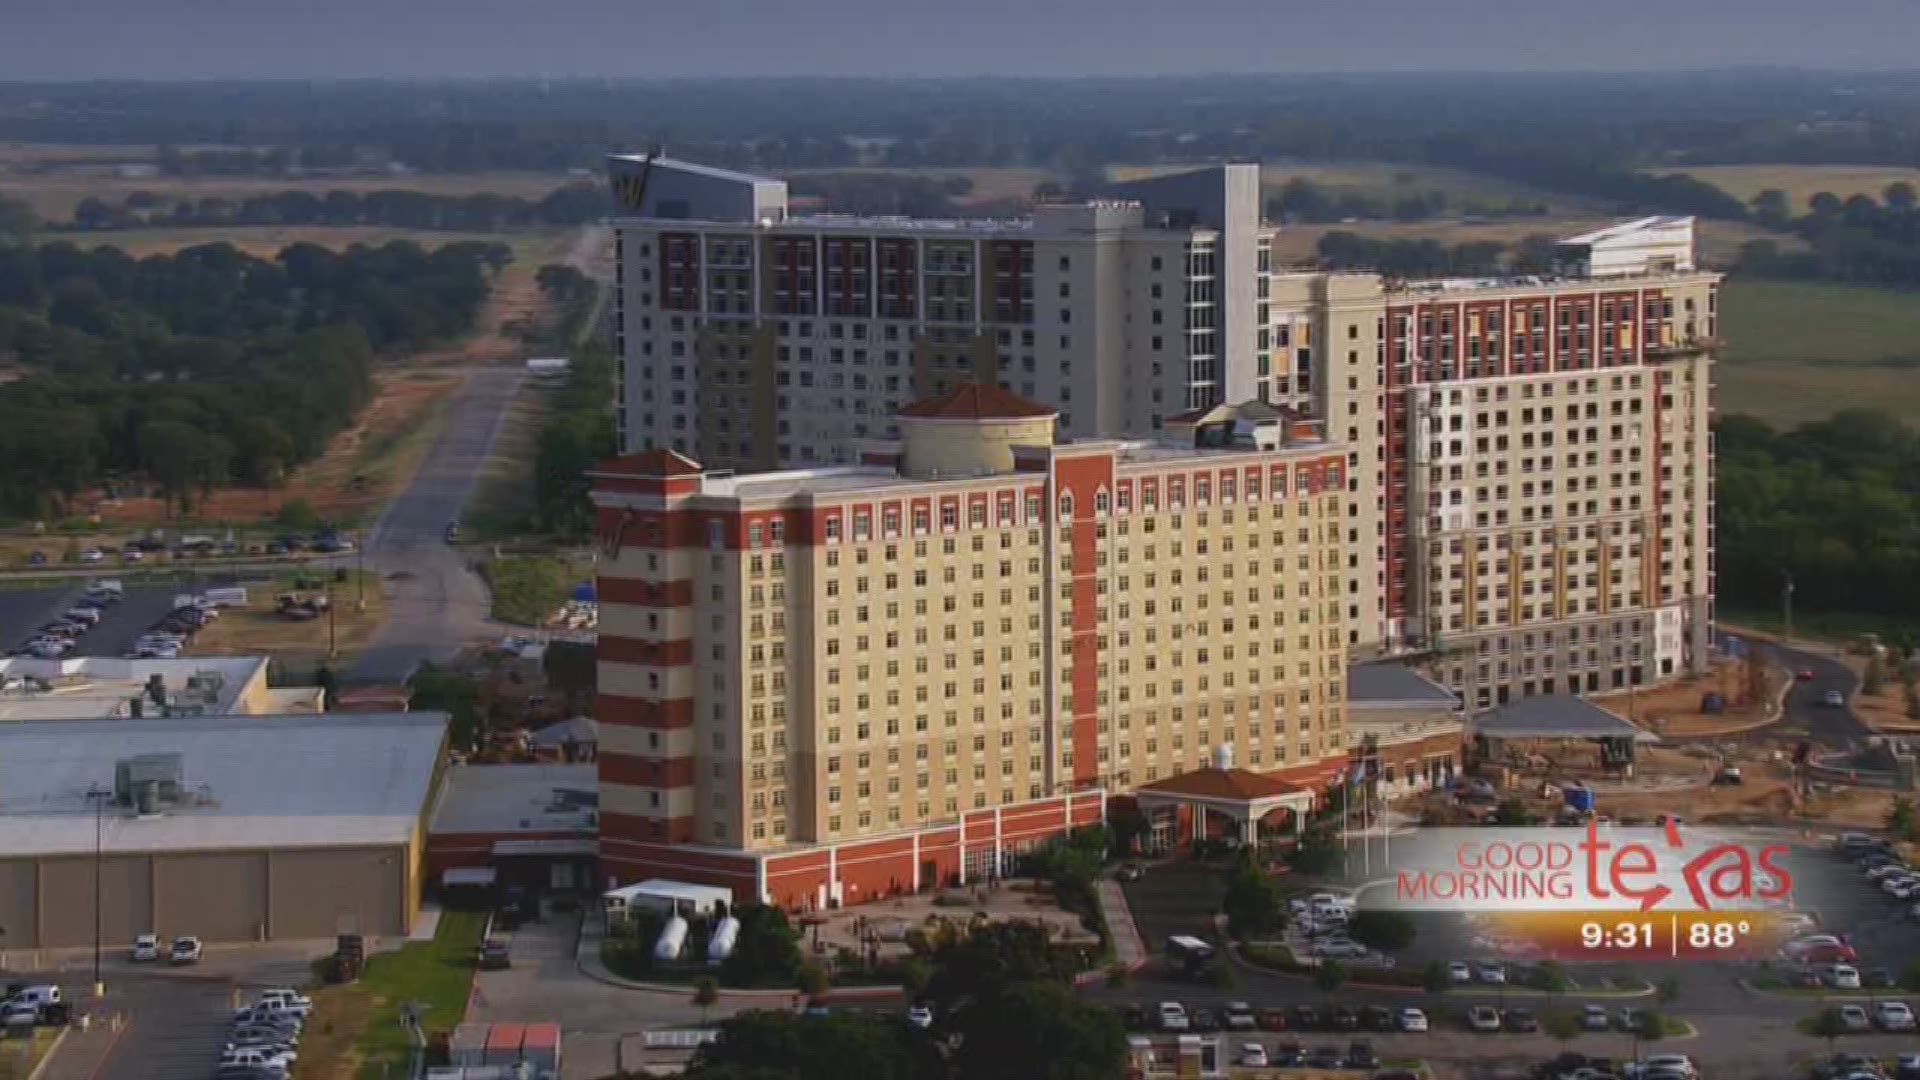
1133,746,1316,849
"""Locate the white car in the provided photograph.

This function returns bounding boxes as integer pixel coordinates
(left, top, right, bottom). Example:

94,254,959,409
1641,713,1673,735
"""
1478,961,1507,984
1467,1005,1501,1032
1626,1055,1698,1079
1824,690,1846,707
1313,937,1370,958
1157,1002,1188,1032
1876,1001,1916,1031
906,1005,932,1029
220,1047,294,1070
1223,1002,1256,1031
1839,1004,1871,1032
169,936,202,965
1238,1043,1268,1067
1582,1004,1611,1031
79,548,104,564
1448,960,1473,983
1827,964,1862,989
1399,1007,1428,1032
130,933,160,962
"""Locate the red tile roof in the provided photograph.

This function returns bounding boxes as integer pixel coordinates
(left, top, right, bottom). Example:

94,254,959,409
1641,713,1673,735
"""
1136,766,1304,802
592,448,704,477
898,382,1057,421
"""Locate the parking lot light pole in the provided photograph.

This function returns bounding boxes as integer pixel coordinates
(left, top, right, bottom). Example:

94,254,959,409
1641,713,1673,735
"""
87,783,107,998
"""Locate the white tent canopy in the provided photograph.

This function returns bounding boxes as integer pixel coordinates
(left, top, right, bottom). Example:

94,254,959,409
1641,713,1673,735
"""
603,878,733,917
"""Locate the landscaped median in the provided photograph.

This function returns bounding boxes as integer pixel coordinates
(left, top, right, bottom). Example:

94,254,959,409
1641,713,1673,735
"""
298,910,487,1080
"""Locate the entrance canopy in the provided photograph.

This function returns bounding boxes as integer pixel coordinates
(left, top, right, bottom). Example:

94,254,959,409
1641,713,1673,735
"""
1134,764,1315,844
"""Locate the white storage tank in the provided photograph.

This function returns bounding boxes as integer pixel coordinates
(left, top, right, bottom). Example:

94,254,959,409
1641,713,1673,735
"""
707,915,740,963
654,915,688,961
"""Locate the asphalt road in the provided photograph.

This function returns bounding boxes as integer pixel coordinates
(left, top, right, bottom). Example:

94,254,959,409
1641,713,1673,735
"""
1777,643,1874,750
346,364,525,685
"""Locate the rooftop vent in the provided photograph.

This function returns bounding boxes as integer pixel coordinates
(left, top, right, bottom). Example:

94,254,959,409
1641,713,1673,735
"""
113,752,184,811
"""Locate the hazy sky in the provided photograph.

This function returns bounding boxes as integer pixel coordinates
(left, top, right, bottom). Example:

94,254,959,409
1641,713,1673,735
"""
6,0,1920,79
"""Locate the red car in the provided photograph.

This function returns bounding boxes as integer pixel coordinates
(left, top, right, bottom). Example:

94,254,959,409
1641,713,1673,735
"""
1798,669,1816,681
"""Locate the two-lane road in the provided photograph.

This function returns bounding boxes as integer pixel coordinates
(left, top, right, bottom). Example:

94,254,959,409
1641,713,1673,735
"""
1774,642,1873,750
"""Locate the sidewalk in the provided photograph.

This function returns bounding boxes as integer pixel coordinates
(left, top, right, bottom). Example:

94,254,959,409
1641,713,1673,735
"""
34,1015,123,1080
1094,879,1146,970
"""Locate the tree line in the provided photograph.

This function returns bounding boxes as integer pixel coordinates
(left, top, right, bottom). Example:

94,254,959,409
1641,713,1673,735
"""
0,238,505,518
1714,408,1920,622
1267,176,1550,225
1735,181,1920,287
63,182,606,234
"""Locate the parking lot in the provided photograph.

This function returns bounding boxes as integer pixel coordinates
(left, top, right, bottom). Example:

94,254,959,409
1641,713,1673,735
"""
0,580,236,660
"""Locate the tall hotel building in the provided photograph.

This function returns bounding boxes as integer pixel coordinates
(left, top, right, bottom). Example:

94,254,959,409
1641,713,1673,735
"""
608,153,1719,711
590,389,1351,906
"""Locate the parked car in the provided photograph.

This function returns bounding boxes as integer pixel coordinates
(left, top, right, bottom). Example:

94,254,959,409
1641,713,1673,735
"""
78,548,103,564
1189,1007,1219,1033
1222,1001,1256,1031
1505,1007,1540,1033
1838,1004,1872,1032
1157,1002,1188,1032
1237,1043,1268,1067
906,1006,933,1029
1313,937,1370,958
1399,1007,1429,1032
1895,1052,1920,1080
1330,1005,1360,1031
1255,1007,1289,1032
1346,1040,1379,1069
1478,961,1508,984
1361,1005,1394,1031
1582,1004,1611,1031
1448,959,1473,983
1876,1001,1917,1031
477,939,511,970
1825,964,1863,989
1290,1004,1320,1030
1468,1005,1502,1032
254,990,312,1015
130,933,161,962
1306,1046,1345,1069
1271,1040,1304,1067
170,936,203,964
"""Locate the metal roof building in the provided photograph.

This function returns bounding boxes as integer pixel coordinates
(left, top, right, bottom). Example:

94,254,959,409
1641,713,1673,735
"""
1471,695,1660,743
0,712,447,949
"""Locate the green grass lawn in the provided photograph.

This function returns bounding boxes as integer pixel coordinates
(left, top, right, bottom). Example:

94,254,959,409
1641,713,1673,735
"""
1715,280,1920,427
479,553,585,626
353,909,486,1080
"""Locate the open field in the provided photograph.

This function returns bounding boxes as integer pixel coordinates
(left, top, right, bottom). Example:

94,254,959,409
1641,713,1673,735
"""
1714,281,1920,426
1719,280,1920,365
1113,160,1590,212
0,168,588,220
185,569,387,675
1659,164,1920,210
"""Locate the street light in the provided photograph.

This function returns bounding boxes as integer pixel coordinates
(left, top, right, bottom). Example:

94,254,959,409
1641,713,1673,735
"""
1782,570,1795,646
85,783,109,998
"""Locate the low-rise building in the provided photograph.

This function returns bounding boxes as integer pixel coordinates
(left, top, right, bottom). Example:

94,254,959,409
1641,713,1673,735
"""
0,711,446,948
0,655,321,722
1346,661,1466,799
426,762,599,894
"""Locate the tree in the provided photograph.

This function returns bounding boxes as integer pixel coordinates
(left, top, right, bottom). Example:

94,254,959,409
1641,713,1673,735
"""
951,979,1126,1080
1221,848,1286,939
1288,831,1340,876
720,904,805,989
1347,910,1416,953
1422,960,1451,993
923,921,1075,1010
407,666,481,749
1543,1009,1583,1047
796,960,829,998
1889,797,1917,841
275,497,322,532
1314,958,1347,1001
1534,959,1569,994
1886,181,1919,212
694,977,720,1025
899,957,933,998
1751,188,1794,228
1806,1006,1849,1055
1656,976,1680,1005
1494,798,1537,826
1105,800,1149,856
685,1008,935,1080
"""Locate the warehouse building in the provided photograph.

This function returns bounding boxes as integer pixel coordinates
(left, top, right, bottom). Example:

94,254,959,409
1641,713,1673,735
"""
0,655,324,722
0,712,447,949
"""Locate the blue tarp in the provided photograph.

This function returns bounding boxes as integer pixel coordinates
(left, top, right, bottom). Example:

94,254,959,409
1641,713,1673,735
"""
572,582,596,602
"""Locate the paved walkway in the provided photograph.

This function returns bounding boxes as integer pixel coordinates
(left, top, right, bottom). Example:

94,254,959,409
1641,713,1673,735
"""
1095,879,1146,970
35,1014,120,1080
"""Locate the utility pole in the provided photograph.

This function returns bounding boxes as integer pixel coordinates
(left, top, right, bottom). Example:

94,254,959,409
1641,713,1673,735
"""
87,784,107,998
1782,571,1795,646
